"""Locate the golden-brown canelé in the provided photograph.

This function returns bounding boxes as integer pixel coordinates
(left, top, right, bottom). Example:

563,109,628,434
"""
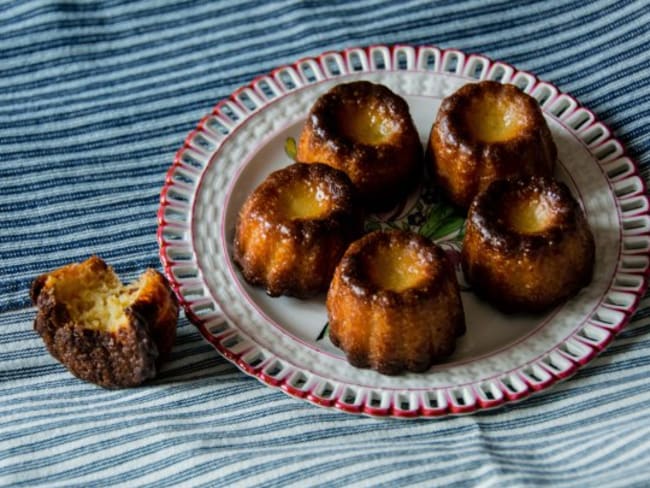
461,176,595,313
327,230,465,375
297,81,422,211
30,256,179,388
234,162,362,298
428,80,557,209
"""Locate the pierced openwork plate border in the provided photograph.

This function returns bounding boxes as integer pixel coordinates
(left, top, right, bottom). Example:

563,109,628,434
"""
158,45,650,418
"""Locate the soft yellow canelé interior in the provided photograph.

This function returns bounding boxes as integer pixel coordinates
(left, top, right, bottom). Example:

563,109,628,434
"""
337,105,398,145
365,244,429,292
277,180,331,219
505,195,556,234
465,94,527,143
49,266,140,332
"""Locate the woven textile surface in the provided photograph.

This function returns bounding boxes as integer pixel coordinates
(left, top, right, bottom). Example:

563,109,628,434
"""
1,0,650,486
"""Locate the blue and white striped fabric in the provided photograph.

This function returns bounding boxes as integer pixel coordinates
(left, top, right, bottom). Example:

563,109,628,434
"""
2,0,650,486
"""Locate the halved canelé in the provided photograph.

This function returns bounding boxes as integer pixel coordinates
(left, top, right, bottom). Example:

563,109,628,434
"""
30,256,179,388
327,230,465,375
234,162,363,298
428,80,557,209
297,81,422,211
461,176,595,313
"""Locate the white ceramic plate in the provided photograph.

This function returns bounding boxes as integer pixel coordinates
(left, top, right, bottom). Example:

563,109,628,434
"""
158,45,650,417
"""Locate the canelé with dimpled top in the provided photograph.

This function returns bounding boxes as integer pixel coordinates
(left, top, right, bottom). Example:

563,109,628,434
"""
461,176,595,313
297,81,422,211
234,162,362,298
428,80,557,209
327,230,465,375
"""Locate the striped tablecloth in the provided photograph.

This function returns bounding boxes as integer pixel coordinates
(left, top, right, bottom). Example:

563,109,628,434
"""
2,1,649,486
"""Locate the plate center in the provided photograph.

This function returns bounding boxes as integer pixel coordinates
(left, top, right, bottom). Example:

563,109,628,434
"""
222,95,555,365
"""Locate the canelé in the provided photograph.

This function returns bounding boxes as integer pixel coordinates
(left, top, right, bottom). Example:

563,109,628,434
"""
297,81,422,211
30,256,179,388
461,176,595,313
428,80,557,209
234,162,362,298
327,230,465,375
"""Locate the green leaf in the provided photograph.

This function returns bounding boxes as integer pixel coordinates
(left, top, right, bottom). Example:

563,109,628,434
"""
284,137,297,160
364,219,382,232
316,322,329,341
419,203,454,239
456,220,467,240
430,216,465,239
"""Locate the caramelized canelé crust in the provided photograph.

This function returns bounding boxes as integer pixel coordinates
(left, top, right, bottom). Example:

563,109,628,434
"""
461,176,595,313
234,162,362,298
428,80,557,209
30,256,179,388
327,230,465,375
297,81,422,211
